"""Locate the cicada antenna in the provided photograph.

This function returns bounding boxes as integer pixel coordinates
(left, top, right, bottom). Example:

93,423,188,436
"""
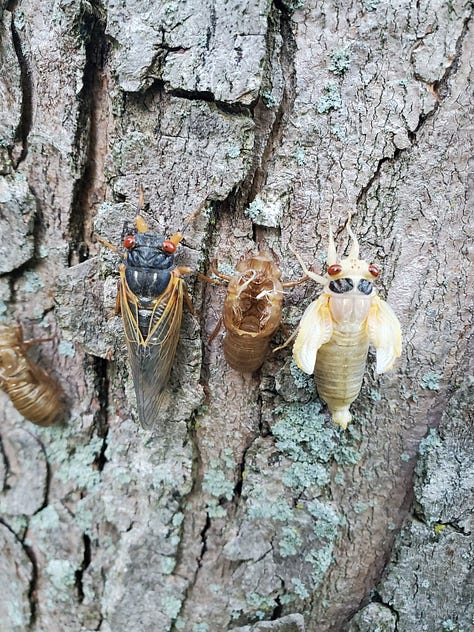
168,198,210,247
181,197,209,234
137,183,145,212
135,184,149,233
345,211,360,261
327,209,337,266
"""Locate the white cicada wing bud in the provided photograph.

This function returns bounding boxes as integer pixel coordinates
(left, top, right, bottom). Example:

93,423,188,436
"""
293,294,333,374
367,294,402,373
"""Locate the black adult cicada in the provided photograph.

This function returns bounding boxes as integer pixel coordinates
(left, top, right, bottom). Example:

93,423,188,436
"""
99,207,196,428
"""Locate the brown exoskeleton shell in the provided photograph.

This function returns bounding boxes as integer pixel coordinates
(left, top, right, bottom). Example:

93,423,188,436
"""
212,248,306,373
0,324,66,426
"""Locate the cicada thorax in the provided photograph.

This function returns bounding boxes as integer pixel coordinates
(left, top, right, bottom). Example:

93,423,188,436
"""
222,250,284,373
0,325,65,426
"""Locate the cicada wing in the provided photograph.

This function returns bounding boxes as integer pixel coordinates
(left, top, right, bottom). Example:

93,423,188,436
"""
293,294,333,374
366,294,402,374
120,271,184,428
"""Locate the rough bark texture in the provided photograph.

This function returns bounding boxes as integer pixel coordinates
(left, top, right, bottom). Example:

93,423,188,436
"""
0,1,472,631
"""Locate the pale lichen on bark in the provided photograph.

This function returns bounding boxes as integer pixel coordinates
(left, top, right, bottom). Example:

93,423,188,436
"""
0,0,472,631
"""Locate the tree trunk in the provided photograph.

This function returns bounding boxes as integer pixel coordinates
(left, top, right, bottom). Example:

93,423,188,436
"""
0,1,472,631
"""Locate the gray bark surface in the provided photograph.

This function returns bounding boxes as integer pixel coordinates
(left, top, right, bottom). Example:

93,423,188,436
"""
0,1,472,631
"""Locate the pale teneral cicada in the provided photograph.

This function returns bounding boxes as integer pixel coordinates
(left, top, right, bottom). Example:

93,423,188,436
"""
290,217,402,429
0,324,66,426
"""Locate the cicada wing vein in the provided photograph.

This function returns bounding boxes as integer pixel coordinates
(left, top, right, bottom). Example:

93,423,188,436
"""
293,294,333,374
120,270,185,427
366,294,402,374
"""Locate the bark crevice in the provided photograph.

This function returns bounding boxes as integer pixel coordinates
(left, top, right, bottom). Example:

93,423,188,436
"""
75,533,92,603
69,2,109,266
9,8,33,167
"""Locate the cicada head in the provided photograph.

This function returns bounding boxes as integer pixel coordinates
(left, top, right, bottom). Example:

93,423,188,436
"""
325,215,380,296
235,246,282,282
121,216,185,273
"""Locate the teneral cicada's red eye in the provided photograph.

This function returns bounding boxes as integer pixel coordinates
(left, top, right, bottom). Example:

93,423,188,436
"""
368,264,380,278
328,264,342,276
123,235,135,249
162,240,177,254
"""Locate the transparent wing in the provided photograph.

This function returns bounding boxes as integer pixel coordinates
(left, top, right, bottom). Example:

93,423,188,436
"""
366,294,402,374
120,269,184,428
293,294,333,374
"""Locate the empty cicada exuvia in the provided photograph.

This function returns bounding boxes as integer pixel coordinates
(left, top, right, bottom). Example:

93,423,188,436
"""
97,193,203,428
290,215,402,429
210,247,307,373
0,324,66,426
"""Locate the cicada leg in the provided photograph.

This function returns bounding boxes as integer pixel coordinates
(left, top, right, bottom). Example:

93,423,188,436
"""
174,266,195,315
209,259,232,282
281,275,309,289
289,246,326,285
273,326,299,352
209,317,223,343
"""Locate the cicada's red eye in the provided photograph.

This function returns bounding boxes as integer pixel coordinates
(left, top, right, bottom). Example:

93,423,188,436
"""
368,264,380,278
328,264,342,276
123,235,135,249
162,240,177,254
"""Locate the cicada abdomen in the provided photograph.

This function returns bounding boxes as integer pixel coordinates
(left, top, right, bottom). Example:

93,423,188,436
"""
0,324,65,426
99,212,194,428
212,248,305,373
292,217,402,428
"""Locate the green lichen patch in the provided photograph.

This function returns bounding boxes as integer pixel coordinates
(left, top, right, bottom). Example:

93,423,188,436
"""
216,262,236,277
40,429,103,491
307,500,342,539
281,460,330,492
304,544,334,586
201,448,238,518
160,593,182,620
45,559,77,602
317,82,342,113
247,492,294,522
262,90,278,108
160,556,176,574
420,371,442,391
57,340,76,357
292,146,306,166
246,592,279,620
329,48,351,75
362,0,380,10
203,461,235,501
244,197,266,222
279,525,303,558
20,271,45,293
417,428,442,456
272,401,361,468
291,577,310,599
239,442,345,607
226,145,241,159
289,359,315,393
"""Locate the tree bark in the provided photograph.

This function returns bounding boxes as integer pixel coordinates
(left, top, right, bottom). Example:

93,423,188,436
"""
0,1,472,631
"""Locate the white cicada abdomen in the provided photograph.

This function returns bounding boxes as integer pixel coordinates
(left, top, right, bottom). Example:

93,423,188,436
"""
292,217,402,428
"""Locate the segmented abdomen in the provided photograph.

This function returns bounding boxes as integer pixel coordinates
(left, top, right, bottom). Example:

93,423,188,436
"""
314,328,369,428
1,360,64,426
222,329,273,373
